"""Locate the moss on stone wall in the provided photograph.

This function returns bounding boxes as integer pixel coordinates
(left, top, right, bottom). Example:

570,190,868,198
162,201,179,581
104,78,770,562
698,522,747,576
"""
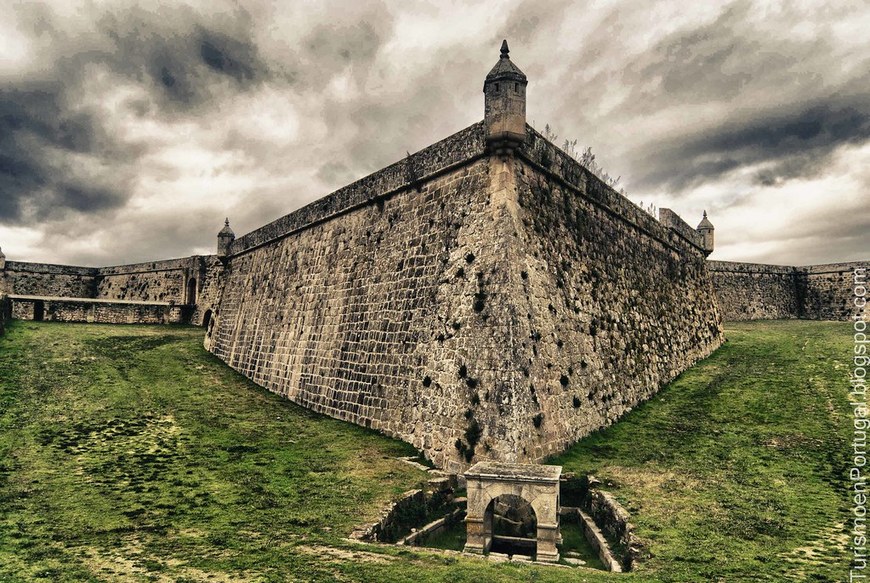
207,127,725,469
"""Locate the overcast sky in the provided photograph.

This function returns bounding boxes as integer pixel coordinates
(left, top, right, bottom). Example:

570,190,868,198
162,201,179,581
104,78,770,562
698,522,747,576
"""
1,0,867,267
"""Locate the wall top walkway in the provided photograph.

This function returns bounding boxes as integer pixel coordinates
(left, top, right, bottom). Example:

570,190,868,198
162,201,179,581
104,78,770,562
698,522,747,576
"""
8,295,175,307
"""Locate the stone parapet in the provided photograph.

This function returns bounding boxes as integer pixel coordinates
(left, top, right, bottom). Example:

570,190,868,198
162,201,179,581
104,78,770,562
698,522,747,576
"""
229,122,486,257
8,295,187,324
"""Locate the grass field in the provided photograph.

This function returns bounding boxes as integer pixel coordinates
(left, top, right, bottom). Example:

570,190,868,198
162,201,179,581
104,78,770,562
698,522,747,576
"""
0,320,851,582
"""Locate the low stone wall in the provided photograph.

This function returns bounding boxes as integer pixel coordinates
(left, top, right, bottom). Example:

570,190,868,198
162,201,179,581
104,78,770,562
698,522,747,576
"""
585,489,645,569
400,507,466,546
1,261,98,298
0,255,221,327
351,473,459,543
709,260,867,321
8,296,187,325
560,507,622,572
802,263,866,321
561,474,645,571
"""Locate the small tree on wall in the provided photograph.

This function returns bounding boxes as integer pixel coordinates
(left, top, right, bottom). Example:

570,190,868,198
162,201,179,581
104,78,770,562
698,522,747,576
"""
638,201,658,219
541,124,621,190
539,123,658,220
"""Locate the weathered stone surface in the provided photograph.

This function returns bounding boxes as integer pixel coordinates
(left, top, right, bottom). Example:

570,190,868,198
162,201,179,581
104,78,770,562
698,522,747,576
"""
1,256,223,326
205,118,726,470
399,507,465,546
1,261,97,298
464,461,562,562
576,508,622,572
512,131,724,462
659,208,706,250
708,261,799,320
8,295,187,324
208,152,500,472
587,490,631,549
709,260,866,321
802,263,866,321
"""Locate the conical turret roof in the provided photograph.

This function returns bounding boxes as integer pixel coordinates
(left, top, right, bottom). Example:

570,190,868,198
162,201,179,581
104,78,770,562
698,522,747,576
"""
697,210,714,230
219,218,235,237
485,40,527,83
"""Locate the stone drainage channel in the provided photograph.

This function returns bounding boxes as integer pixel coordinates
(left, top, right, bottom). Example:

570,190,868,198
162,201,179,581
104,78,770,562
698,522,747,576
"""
349,462,644,573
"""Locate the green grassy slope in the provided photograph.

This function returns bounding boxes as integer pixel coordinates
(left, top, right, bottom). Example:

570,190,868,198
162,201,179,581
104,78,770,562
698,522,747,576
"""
0,320,851,582
551,320,851,581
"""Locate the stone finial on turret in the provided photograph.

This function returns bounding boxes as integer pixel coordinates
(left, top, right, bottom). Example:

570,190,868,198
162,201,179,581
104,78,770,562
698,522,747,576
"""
697,211,714,257
217,218,235,259
483,39,528,154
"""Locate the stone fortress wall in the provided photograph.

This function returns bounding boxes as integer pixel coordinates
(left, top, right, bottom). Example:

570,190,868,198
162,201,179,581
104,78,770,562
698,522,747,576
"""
206,125,502,470
9,296,188,324
709,260,865,321
0,261,98,298
802,263,865,321
503,127,724,463
0,256,222,326
202,115,724,469
0,42,863,470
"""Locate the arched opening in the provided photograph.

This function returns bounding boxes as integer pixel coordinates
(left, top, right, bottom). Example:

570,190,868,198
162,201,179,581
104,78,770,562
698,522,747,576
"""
464,463,561,562
33,300,45,322
203,309,213,332
186,278,197,305
485,494,537,558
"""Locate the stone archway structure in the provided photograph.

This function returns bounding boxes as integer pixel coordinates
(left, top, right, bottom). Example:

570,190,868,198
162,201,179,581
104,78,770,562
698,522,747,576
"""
464,462,562,562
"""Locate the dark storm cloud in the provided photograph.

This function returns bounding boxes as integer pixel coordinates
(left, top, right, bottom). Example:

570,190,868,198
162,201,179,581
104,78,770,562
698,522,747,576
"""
0,2,270,229
303,21,382,67
0,88,95,154
211,4,397,185
199,32,258,82
620,1,828,109
2,0,867,266
626,1,817,104
95,6,269,110
0,83,128,222
540,0,870,197
598,1,869,192
635,97,870,191
500,0,570,45
727,191,869,265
